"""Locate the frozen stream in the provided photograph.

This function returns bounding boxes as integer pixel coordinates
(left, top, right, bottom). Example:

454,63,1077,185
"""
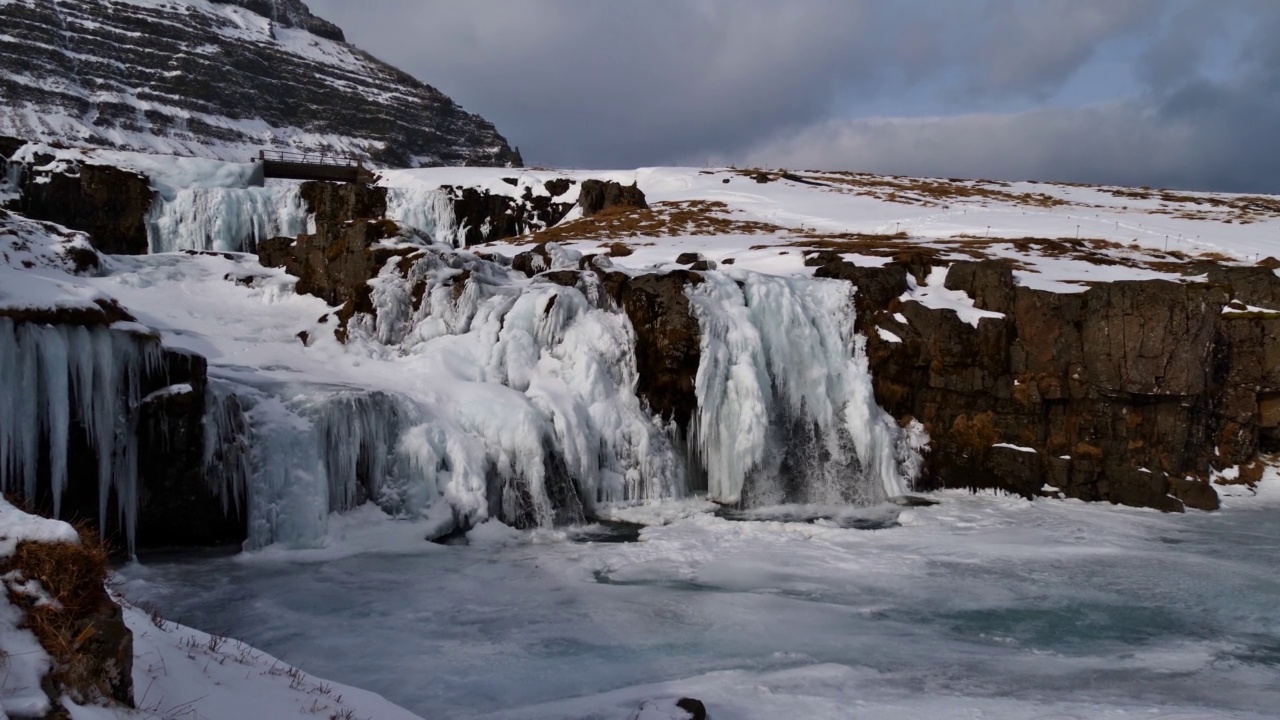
118,488,1280,719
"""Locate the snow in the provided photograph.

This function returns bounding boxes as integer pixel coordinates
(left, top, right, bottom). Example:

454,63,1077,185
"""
0,496,80,557
62,600,423,720
993,443,1038,454
902,266,1005,328
0,497,78,718
876,327,903,343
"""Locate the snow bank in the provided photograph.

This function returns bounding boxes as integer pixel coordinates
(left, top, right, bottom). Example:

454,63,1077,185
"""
0,497,79,717
63,600,423,720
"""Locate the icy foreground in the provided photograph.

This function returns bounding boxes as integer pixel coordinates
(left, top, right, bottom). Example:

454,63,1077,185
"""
120,480,1280,720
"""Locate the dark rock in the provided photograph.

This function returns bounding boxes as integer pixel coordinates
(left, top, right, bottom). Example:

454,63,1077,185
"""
1168,476,1220,511
544,178,574,197
136,349,248,549
815,260,909,313
579,180,648,216
676,698,708,720
536,270,581,288
675,252,704,265
209,0,345,41
300,180,387,227
690,259,716,271
601,270,705,431
512,245,556,277
0,134,22,159
849,264,1254,512
257,183,400,341
445,185,575,246
944,261,1016,315
0,0,520,167
16,163,154,254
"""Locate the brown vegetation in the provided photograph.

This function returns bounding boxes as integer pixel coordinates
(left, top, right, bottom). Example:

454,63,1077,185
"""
1,521,131,705
511,201,783,245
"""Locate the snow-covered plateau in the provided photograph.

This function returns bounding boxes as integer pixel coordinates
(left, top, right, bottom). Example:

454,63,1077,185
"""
2,148,1280,718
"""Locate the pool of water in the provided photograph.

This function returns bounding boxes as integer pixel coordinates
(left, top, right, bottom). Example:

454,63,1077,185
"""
117,489,1280,719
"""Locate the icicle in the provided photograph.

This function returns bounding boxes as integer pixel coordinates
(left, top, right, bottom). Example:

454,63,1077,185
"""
203,380,251,517
0,319,162,553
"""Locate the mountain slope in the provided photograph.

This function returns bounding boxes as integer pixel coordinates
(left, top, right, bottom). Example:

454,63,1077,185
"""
0,0,521,167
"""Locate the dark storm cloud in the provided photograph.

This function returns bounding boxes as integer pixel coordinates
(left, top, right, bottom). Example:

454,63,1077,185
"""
307,0,1280,192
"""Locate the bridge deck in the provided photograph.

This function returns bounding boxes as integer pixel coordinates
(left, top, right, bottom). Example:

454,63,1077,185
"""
254,150,375,183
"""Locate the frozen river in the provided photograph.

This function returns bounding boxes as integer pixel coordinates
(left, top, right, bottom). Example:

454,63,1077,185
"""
118,486,1280,719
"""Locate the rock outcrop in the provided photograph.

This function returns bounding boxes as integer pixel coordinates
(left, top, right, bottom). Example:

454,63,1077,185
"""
442,179,579,246
814,256,1280,512
0,0,520,167
8,154,155,255
579,180,649,216
257,181,401,340
1,520,134,709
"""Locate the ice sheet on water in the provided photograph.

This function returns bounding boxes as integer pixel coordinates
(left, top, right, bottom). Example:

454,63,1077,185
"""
118,481,1280,720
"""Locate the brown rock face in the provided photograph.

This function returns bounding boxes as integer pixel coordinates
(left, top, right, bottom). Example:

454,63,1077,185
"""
13,159,155,254
842,257,1280,512
600,270,705,431
257,181,403,341
578,180,648,216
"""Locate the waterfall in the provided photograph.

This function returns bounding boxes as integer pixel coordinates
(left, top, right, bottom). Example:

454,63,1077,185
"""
384,185,460,246
146,185,313,253
687,273,914,507
0,319,163,552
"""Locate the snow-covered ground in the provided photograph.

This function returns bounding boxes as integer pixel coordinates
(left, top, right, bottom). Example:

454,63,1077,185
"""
65,602,421,720
117,476,1280,720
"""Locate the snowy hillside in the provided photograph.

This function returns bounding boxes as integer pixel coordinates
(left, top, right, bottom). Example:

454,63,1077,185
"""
0,0,520,166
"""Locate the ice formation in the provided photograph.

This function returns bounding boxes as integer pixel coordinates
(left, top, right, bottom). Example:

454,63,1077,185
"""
384,185,460,246
0,319,162,552
147,185,313,253
687,273,913,506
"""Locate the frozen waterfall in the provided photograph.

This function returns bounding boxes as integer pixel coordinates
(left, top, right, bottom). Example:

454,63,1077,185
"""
0,319,163,552
687,273,915,506
147,185,313,254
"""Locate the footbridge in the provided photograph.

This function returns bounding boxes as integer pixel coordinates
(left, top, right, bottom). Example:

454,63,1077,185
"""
249,150,376,185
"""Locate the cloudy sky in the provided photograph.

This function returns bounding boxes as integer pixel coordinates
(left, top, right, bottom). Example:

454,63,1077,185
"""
307,0,1278,192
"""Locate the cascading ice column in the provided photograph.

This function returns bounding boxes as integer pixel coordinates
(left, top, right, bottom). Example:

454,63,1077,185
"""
686,272,915,507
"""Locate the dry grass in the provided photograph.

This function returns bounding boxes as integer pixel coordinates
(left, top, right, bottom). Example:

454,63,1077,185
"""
510,201,783,245
1,521,121,703
951,412,999,459
739,169,1070,209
